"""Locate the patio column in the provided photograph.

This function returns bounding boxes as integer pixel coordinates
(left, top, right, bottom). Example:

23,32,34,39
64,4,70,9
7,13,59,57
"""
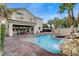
34,26,37,34
9,23,13,36
29,27,32,33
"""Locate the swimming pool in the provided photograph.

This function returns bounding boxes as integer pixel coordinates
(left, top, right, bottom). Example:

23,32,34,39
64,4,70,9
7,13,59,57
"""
34,34,63,54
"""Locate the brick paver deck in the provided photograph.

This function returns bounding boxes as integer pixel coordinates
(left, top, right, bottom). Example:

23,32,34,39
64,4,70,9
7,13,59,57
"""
4,34,61,56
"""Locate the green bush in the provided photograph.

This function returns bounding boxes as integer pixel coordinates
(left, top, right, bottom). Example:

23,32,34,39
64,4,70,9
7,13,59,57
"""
0,25,1,51
0,24,5,52
43,24,49,28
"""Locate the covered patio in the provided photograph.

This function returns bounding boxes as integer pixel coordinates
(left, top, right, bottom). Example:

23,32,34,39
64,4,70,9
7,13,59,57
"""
8,20,36,36
13,25,34,35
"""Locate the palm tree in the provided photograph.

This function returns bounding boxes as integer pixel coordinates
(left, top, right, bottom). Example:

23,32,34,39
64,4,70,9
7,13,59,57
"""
77,10,79,32
58,3,76,27
0,4,16,55
0,4,17,21
77,10,79,24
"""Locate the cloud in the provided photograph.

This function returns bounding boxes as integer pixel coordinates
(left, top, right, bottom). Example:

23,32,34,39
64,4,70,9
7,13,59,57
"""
74,10,79,18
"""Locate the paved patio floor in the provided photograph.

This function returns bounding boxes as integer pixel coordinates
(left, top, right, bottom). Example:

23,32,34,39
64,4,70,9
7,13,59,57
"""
4,34,61,56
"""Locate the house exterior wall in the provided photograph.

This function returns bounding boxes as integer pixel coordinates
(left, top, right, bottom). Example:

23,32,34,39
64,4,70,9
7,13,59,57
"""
34,18,43,34
10,9,36,23
4,9,43,36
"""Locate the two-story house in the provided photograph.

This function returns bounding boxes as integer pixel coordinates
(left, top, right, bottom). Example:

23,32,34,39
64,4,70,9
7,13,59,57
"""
4,8,43,36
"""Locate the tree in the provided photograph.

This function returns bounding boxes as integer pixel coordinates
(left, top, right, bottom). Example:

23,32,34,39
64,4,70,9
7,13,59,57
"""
47,17,68,28
58,3,76,27
77,10,79,24
43,24,49,28
0,4,17,21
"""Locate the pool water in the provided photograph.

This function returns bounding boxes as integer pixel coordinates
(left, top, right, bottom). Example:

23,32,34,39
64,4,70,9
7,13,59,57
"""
34,34,63,54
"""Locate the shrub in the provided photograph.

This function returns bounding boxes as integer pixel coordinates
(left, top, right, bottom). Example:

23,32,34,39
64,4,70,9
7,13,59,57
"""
0,24,5,54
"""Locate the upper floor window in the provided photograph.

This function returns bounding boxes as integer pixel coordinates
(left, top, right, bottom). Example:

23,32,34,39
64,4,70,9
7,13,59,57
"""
16,12,23,19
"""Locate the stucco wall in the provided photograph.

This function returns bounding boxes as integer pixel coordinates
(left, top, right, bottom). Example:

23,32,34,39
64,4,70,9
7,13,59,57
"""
54,28,77,36
54,28,72,36
34,18,43,34
10,9,36,23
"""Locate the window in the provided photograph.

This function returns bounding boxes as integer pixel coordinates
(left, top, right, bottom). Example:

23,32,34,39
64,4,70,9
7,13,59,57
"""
16,12,23,19
16,12,23,15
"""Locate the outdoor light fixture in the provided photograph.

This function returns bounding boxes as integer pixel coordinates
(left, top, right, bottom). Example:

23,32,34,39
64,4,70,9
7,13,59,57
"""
1,20,5,24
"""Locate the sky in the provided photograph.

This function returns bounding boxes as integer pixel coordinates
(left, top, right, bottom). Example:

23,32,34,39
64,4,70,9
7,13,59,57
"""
6,3,79,23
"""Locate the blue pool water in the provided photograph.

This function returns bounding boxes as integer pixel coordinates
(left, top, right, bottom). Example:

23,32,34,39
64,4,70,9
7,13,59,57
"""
34,34,63,54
